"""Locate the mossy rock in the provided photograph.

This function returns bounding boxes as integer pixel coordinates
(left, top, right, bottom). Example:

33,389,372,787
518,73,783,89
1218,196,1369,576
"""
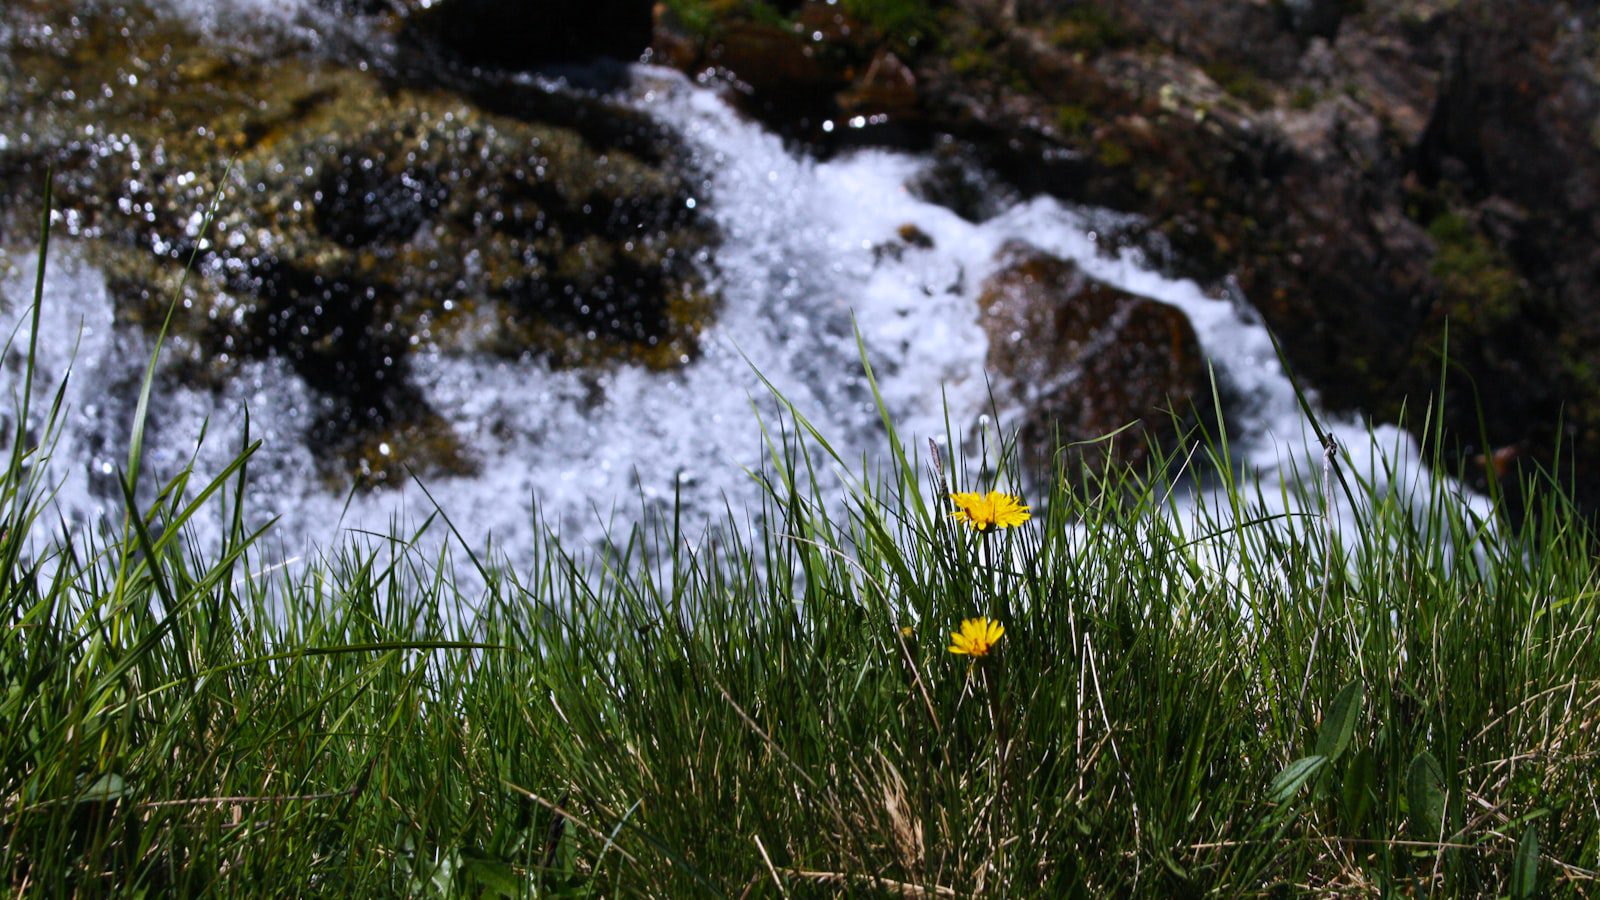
0,0,721,490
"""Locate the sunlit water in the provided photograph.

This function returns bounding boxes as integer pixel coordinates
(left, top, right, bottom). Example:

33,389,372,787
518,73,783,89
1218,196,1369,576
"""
0,8,1488,569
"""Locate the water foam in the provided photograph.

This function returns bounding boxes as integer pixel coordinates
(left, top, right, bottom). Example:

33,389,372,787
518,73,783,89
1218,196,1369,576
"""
0,247,128,538
0,66,1483,566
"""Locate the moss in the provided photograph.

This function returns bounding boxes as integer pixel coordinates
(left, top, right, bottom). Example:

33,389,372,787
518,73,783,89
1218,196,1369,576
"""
742,0,790,28
1426,211,1524,325
661,0,785,37
951,43,997,76
841,0,936,44
1290,85,1319,110
1054,104,1094,137
638,288,720,370
1201,60,1274,109
662,0,720,37
1046,7,1133,54
1095,139,1133,168
343,412,478,492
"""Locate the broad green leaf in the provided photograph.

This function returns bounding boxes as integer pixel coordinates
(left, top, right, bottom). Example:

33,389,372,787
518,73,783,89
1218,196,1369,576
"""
1268,755,1327,804
1511,822,1539,899
428,852,458,897
76,773,127,804
463,856,522,898
1314,679,1363,763
1340,747,1377,831
1407,750,1448,839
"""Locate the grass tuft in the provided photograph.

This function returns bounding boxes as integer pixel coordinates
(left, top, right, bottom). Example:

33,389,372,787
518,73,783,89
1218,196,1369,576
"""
3,207,1599,896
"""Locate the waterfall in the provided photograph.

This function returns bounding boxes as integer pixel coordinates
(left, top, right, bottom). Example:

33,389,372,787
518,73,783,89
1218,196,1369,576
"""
0,44,1485,561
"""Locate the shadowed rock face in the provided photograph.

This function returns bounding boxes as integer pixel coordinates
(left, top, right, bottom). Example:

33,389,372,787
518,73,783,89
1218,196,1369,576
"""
657,0,1600,516
978,243,1208,479
404,0,654,70
0,0,718,489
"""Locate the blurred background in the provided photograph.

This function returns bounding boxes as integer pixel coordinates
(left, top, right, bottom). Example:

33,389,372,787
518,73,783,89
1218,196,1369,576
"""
1,0,1594,550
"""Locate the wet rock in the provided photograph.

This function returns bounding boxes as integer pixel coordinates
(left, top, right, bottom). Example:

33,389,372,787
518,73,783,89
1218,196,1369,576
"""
896,223,934,249
0,0,718,489
837,49,917,119
978,243,1208,477
647,0,1600,514
407,0,654,69
905,141,1020,224
707,21,849,109
913,0,1600,514
652,0,922,140
870,222,935,263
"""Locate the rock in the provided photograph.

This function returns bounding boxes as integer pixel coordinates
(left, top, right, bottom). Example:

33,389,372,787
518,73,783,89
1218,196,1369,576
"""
905,141,1020,223
837,49,918,119
706,21,849,108
977,243,1208,477
649,0,916,140
0,0,719,489
641,0,1600,516
921,0,1600,515
896,223,934,248
648,1,703,71
1080,0,1305,79
1280,0,1345,39
407,0,654,69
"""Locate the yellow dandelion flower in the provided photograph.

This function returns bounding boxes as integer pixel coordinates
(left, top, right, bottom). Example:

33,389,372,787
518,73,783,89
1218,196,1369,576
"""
948,617,1004,657
949,490,1031,532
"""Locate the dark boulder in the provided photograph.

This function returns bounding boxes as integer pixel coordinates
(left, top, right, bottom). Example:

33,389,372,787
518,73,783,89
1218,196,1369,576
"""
707,20,848,100
837,49,918,119
650,0,914,139
408,0,654,69
978,243,1209,477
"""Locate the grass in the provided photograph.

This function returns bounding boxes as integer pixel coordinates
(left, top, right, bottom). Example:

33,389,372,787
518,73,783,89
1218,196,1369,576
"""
3,210,1600,896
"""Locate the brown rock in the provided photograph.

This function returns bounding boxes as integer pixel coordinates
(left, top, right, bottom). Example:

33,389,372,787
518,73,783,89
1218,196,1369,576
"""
796,1,874,53
707,21,846,99
649,2,704,71
837,49,918,119
978,243,1208,477
648,0,1600,517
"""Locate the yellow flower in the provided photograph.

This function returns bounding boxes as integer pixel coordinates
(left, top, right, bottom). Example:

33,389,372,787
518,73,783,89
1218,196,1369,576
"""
949,490,1031,532
948,617,1004,657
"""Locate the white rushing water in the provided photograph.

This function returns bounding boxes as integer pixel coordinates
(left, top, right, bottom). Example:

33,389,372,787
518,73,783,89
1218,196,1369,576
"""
0,57,1486,564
